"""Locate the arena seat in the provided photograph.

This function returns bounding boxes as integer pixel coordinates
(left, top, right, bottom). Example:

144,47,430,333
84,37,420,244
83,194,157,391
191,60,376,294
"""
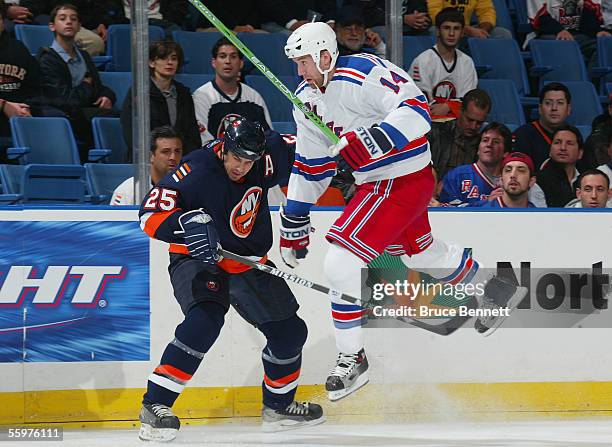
174,73,215,93
402,35,436,71
99,72,131,112
85,163,135,204
9,117,82,164
478,79,526,128
106,24,165,71
529,39,588,90
92,117,129,164
172,31,222,74
245,76,298,122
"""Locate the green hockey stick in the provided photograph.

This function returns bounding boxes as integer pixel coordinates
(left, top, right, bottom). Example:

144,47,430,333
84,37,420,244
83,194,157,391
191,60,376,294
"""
187,0,339,144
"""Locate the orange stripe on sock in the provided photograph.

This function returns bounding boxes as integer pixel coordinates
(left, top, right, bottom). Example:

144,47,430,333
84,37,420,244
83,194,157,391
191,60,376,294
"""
154,364,193,382
263,369,301,388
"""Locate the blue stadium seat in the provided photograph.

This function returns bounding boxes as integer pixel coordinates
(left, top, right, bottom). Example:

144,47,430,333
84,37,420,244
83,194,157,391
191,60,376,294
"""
85,163,135,204
576,125,592,141
468,38,534,102
491,0,515,38
509,0,534,34
529,39,588,90
14,24,111,66
593,37,612,95
106,24,165,71
92,117,129,163
0,165,23,204
272,121,297,135
478,79,526,128
0,164,86,203
402,35,436,70
172,31,222,74
245,76,298,122
8,117,81,164
543,81,602,126
237,33,294,76
99,72,131,112
174,73,214,93
14,24,53,55
21,164,86,203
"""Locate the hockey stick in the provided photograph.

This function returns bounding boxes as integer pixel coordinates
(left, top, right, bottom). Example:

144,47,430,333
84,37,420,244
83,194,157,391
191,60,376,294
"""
219,248,476,336
187,0,340,145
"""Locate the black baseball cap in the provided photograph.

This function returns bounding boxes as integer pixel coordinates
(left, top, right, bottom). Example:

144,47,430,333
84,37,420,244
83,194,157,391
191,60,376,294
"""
337,5,365,27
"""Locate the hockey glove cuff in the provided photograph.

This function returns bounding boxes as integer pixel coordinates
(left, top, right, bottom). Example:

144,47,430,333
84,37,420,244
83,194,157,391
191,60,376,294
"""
176,209,222,265
330,126,393,171
279,205,311,268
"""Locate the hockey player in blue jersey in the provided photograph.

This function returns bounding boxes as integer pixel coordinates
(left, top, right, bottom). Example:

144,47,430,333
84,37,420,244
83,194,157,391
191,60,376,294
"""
137,118,323,441
281,22,529,402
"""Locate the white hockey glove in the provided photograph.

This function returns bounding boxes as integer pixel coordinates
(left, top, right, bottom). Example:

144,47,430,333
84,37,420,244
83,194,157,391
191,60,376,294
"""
329,126,393,171
279,205,312,268
175,209,222,265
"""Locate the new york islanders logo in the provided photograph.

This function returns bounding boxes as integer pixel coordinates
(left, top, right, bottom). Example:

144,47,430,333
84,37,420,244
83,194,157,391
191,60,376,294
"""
230,187,262,238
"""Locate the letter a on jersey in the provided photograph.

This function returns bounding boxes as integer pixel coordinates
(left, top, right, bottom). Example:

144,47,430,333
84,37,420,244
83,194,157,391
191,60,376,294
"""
230,187,262,238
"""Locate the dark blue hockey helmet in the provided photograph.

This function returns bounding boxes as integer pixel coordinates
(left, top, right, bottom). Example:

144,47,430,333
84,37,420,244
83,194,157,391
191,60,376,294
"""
222,117,266,161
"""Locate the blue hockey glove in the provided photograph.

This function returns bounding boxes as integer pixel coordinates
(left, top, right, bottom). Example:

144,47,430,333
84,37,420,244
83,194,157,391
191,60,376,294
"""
176,209,222,264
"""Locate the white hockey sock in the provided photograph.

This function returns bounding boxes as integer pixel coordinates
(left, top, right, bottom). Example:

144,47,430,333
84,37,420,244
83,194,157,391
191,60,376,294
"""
323,243,367,354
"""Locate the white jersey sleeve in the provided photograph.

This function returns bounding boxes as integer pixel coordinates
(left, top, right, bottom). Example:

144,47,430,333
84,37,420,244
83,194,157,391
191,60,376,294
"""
409,49,434,101
192,83,216,144
110,177,134,206
286,96,336,212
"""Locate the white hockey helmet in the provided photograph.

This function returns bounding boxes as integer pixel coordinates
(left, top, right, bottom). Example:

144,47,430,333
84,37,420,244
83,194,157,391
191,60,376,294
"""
285,22,339,83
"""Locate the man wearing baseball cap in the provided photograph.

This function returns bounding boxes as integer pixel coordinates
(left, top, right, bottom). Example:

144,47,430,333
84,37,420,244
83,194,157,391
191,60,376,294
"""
480,152,537,208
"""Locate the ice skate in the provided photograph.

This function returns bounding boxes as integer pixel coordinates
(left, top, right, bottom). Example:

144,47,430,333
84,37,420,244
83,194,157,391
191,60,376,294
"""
261,401,325,432
325,348,369,401
138,403,180,442
474,276,527,336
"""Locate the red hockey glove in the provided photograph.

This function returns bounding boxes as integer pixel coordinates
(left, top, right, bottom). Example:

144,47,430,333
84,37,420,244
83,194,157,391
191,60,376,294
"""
279,205,311,268
330,126,393,171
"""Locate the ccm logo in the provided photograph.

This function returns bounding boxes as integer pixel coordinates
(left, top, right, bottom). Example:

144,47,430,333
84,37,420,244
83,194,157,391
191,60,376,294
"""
0,266,125,308
356,127,378,155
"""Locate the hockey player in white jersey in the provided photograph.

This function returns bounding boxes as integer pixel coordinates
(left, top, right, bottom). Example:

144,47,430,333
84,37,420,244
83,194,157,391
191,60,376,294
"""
280,22,527,401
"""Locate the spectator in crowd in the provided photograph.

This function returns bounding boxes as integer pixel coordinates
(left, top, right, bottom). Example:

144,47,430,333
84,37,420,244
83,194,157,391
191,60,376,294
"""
2,0,48,33
116,0,186,38
192,0,266,33
192,37,272,144
528,0,610,67
0,0,65,161
437,122,511,206
429,0,512,40
111,125,183,205
533,124,584,207
260,0,336,35
428,88,491,180
44,1,121,56
512,82,572,171
584,96,611,172
121,40,200,161
344,0,431,37
564,169,611,208
480,152,537,208
409,7,477,120
37,3,117,162
334,5,385,58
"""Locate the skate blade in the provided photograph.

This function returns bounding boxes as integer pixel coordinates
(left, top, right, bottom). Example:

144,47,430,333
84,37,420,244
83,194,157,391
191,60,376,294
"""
481,286,527,337
327,372,369,402
261,416,326,433
138,424,178,442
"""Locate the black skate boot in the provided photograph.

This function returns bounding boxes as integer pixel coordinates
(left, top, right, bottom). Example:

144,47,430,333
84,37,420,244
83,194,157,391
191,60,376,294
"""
138,403,180,442
474,276,527,336
325,348,369,401
261,401,325,432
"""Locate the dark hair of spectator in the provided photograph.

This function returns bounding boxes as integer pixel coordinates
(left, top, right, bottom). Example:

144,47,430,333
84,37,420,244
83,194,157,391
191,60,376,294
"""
552,124,583,149
576,169,610,189
151,126,183,152
435,7,465,28
461,88,491,112
480,122,512,153
539,82,571,104
212,37,243,59
594,131,612,165
50,3,80,23
149,41,184,72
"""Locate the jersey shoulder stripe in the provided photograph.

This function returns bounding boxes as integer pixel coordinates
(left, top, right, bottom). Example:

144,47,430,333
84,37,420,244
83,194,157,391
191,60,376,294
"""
471,163,497,189
336,54,379,77
295,80,309,96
